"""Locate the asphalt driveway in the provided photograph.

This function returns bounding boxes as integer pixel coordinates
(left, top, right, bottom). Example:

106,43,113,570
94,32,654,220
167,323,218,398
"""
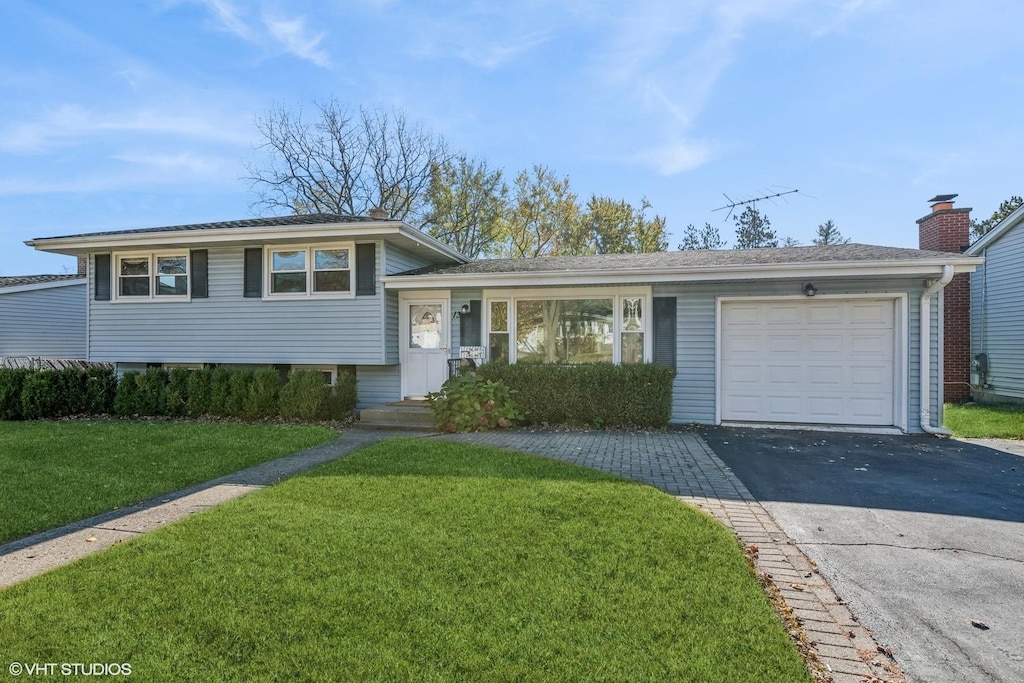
701,427,1024,683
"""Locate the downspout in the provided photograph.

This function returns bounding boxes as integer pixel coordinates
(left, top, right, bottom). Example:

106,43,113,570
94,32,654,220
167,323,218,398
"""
920,265,955,436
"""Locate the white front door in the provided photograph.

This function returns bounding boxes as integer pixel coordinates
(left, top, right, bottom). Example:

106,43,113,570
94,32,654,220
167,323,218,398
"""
401,297,450,399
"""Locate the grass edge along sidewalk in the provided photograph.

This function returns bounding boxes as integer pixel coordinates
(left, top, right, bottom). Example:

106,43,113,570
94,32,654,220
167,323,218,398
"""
0,420,338,546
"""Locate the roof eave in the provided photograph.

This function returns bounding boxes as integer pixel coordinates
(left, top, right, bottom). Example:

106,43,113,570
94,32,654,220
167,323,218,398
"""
26,221,470,263
966,203,1024,255
0,278,87,294
382,258,983,290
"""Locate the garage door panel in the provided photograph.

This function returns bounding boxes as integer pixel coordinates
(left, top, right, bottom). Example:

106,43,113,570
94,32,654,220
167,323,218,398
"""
722,299,896,426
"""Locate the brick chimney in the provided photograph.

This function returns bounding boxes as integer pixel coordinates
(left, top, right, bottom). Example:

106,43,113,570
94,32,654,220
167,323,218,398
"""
917,194,971,402
76,255,87,275
367,207,390,220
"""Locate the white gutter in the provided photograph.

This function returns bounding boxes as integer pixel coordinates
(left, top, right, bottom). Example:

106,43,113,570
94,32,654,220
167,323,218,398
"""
920,265,955,436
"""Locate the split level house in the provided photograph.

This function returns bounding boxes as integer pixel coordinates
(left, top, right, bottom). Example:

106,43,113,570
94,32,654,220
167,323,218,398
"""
26,213,982,433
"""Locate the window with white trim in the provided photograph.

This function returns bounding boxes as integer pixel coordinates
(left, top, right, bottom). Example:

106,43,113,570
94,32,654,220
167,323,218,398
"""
115,252,189,300
484,289,651,365
266,244,353,297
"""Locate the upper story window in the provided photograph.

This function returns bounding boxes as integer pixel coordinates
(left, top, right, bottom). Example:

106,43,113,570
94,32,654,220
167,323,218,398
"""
267,244,353,298
115,252,189,300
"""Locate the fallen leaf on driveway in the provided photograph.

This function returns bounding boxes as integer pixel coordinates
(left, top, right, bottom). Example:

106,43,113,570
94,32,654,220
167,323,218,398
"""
971,620,990,630
789,583,807,591
85,536,97,542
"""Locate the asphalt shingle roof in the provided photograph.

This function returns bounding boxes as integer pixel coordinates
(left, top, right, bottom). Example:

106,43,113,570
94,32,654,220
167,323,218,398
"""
0,274,85,288
392,243,976,277
33,214,374,241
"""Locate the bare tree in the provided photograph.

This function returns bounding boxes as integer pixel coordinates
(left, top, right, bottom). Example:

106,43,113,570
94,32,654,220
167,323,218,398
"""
245,100,450,222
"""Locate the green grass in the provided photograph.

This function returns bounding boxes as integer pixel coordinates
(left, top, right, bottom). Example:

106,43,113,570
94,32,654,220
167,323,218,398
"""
0,421,338,545
0,439,811,682
945,403,1024,439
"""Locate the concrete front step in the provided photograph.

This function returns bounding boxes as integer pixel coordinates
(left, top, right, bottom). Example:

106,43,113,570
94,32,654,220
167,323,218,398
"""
357,404,436,431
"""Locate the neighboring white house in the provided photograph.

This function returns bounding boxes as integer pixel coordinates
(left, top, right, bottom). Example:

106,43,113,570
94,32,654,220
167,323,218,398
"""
966,202,1024,404
27,214,983,432
0,274,87,364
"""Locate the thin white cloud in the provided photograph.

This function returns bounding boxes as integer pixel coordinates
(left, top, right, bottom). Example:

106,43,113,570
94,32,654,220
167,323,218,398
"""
633,139,716,176
262,15,330,67
199,0,331,67
112,150,228,176
455,30,550,70
0,103,252,154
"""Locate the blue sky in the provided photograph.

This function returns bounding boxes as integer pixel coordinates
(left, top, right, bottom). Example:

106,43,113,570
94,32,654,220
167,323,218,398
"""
2,0,1022,275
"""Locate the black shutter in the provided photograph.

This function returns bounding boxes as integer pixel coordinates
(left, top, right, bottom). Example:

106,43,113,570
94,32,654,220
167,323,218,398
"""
653,297,677,368
459,299,482,346
94,254,111,301
243,248,262,298
356,243,376,295
190,249,208,298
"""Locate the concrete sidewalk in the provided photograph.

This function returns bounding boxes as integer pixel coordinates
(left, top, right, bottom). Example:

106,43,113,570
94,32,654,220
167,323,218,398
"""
0,428,398,590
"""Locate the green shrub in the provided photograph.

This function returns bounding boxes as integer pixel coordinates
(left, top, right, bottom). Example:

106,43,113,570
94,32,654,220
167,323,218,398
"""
243,367,281,420
331,369,358,418
428,372,522,433
84,367,117,414
0,369,30,420
164,368,191,417
139,367,168,416
279,371,333,421
113,371,145,416
226,370,253,418
20,371,63,419
55,368,87,416
186,369,213,417
476,362,674,428
209,367,234,417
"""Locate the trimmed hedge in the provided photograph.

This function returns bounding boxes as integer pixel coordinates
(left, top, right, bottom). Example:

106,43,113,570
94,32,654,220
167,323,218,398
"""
476,362,675,428
0,366,357,423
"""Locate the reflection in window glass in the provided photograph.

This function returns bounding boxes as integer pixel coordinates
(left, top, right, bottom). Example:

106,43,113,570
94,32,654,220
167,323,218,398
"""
313,248,350,292
516,299,613,364
272,251,305,271
118,257,150,297
621,297,644,363
155,256,188,296
410,304,442,349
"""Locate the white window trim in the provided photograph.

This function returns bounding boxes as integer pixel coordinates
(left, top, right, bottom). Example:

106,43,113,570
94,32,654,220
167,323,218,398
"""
483,286,653,365
112,250,190,302
264,243,355,299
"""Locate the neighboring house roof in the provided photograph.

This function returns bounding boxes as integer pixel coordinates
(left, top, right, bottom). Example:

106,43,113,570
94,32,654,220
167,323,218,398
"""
383,243,982,289
26,214,469,264
0,274,85,293
966,203,1024,255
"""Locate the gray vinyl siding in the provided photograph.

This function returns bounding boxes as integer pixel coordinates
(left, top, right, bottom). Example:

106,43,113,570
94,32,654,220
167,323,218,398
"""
653,277,937,433
971,222,1024,400
356,364,401,408
0,283,86,359
383,243,440,365
452,289,483,358
89,245,387,366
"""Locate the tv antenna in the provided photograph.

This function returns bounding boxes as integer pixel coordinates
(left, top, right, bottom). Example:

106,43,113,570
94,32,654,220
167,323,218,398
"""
714,188,800,221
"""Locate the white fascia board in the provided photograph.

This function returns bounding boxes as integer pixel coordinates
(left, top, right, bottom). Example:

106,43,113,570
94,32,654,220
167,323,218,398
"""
27,222,469,263
965,203,1024,255
381,259,983,290
0,279,86,295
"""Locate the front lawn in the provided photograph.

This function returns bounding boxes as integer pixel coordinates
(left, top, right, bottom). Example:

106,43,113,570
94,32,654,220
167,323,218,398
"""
0,439,811,682
0,421,338,545
945,403,1024,439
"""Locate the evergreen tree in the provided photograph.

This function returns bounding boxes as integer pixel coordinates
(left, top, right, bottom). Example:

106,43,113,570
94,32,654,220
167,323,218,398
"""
732,206,778,249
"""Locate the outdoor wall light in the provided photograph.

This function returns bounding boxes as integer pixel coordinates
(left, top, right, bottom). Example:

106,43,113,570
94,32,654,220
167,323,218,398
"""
452,303,471,319
803,283,818,297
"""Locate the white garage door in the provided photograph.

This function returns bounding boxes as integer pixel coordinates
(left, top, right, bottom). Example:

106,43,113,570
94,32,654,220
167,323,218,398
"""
721,299,896,426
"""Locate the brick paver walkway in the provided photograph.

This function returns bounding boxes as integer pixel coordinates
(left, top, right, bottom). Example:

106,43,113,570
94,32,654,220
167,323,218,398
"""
442,429,903,683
